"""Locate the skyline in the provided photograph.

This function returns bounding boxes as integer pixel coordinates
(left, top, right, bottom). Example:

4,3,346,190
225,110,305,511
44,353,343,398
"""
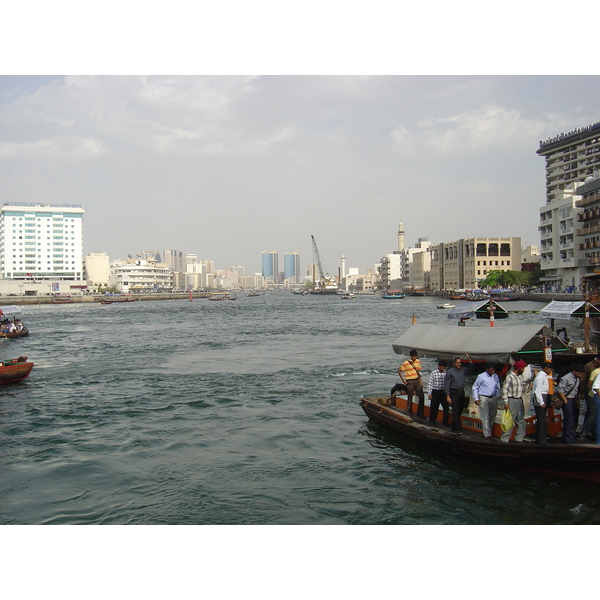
2,75,599,274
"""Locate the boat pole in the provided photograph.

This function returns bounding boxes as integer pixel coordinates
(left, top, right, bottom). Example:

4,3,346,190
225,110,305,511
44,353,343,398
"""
584,301,590,352
189,290,193,302
488,301,495,327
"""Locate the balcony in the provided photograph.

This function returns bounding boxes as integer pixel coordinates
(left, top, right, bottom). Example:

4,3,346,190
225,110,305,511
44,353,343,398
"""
576,223,600,236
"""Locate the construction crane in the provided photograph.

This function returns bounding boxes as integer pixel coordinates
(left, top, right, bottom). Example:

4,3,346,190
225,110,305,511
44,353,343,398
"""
310,235,338,293
311,234,328,281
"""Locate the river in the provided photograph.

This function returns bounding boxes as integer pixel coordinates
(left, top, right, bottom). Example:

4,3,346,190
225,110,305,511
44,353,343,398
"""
1,293,598,525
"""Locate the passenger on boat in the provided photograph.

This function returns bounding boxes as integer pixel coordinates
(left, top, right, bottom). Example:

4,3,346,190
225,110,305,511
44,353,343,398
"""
472,363,501,439
589,372,600,445
557,327,569,344
500,360,537,443
580,356,600,441
398,350,425,418
532,364,553,444
555,364,585,444
444,355,474,434
426,359,449,427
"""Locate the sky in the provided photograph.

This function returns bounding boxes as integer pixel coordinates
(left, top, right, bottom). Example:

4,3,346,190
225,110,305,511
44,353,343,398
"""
3,74,599,276
2,5,598,276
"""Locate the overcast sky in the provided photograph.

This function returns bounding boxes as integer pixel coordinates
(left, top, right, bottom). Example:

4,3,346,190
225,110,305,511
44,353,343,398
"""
2,9,599,276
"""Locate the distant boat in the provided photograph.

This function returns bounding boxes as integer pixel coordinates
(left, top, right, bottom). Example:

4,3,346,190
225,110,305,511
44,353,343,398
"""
52,294,74,304
340,293,355,299
382,290,406,299
437,303,455,309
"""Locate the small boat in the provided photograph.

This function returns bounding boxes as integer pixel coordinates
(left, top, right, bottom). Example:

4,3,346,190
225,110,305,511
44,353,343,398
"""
52,294,74,304
340,293,355,299
437,303,455,309
360,396,600,483
382,290,406,299
246,292,261,297
0,356,34,384
99,294,136,304
0,305,29,337
209,292,235,301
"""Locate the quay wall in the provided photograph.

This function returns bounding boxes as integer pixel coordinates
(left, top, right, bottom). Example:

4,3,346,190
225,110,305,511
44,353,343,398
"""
1,293,211,306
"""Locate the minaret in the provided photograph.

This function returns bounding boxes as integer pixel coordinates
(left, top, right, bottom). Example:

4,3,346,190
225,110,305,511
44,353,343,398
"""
398,222,405,252
341,254,346,279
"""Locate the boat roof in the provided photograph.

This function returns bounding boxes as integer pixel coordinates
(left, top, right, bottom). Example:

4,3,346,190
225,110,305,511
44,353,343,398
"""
0,305,24,320
539,300,600,320
392,323,567,363
447,299,509,320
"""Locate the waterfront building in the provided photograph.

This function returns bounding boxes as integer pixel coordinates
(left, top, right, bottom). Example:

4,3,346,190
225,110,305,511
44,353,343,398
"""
0,202,84,281
539,183,585,291
537,122,600,204
109,259,173,293
401,238,431,290
379,253,402,290
429,237,521,291
575,173,600,274
84,252,110,286
262,251,278,284
284,252,301,284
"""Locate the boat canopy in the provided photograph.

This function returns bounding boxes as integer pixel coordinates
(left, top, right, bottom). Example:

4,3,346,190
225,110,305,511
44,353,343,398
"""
539,300,600,321
0,305,24,321
447,299,509,320
392,323,567,364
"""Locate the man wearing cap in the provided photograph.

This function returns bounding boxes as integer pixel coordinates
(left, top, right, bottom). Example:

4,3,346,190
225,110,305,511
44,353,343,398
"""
555,363,585,444
500,360,536,443
472,363,501,439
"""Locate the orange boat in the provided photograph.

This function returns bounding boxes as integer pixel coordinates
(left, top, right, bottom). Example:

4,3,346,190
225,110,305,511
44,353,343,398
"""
0,356,34,384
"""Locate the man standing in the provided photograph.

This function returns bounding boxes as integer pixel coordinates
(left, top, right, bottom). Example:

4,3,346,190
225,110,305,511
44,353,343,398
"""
427,359,449,427
580,355,600,440
590,370,600,445
472,363,501,439
532,363,553,444
444,354,474,434
500,359,536,443
555,364,585,444
398,349,424,418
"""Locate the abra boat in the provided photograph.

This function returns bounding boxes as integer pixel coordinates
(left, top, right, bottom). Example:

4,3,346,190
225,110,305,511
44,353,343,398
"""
340,293,355,299
360,396,600,483
52,294,74,304
0,356,34,384
382,290,406,299
0,305,29,337
437,303,455,309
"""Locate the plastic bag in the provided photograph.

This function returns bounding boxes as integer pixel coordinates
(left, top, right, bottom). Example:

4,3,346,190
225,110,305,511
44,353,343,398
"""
501,408,514,433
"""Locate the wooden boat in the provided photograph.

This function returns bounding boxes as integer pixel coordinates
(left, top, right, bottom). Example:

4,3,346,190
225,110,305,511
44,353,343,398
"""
0,356,34,384
52,294,74,304
437,303,455,309
340,293,355,299
382,290,406,299
209,292,236,301
0,326,29,338
0,305,29,337
360,395,600,483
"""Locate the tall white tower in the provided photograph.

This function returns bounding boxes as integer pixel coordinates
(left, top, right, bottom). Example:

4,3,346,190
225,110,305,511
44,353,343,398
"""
398,222,405,252
341,254,346,279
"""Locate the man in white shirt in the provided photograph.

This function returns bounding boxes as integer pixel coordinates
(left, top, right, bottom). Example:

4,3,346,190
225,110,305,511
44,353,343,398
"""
532,363,553,444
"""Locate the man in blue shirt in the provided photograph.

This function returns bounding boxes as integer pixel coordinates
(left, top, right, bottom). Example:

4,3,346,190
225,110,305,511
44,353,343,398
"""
472,363,501,438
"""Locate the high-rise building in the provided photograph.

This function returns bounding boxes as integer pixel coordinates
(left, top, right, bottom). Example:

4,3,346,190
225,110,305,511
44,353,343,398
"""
537,122,600,203
262,251,278,282
284,252,300,283
0,202,84,280
164,249,186,274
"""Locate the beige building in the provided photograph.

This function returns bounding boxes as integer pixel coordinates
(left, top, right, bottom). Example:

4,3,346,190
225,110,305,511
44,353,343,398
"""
430,237,522,291
84,252,110,286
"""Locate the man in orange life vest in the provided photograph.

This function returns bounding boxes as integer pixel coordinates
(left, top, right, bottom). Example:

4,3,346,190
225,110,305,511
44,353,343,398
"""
398,349,425,418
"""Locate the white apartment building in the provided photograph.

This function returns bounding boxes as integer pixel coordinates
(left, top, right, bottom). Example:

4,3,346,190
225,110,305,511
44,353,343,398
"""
539,183,584,291
109,259,173,292
84,252,110,286
0,202,84,281
537,122,600,204
379,253,403,290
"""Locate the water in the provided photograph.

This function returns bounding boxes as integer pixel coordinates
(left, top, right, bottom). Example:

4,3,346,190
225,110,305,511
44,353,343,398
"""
1,294,599,525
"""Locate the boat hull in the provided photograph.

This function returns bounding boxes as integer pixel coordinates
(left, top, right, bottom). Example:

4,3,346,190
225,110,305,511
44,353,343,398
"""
360,397,600,483
0,359,34,384
0,327,29,338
